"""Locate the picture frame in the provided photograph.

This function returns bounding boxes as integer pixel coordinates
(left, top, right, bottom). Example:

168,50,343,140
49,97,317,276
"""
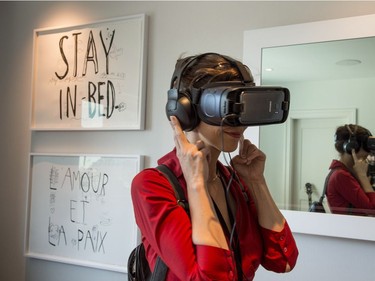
25,153,143,272
30,14,147,130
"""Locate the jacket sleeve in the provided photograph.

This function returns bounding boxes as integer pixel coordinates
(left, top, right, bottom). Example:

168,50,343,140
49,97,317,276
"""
131,168,236,280
260,221,299,273
333,171,375,209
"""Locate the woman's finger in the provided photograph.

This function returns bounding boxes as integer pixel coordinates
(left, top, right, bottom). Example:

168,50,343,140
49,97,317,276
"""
170,116,188,149
239,135,246,159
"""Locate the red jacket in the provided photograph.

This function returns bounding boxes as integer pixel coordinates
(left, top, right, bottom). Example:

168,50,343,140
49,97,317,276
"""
131,149,298,280
326,160,375,216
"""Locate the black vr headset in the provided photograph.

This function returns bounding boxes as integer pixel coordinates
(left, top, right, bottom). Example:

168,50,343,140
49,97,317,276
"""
342,124,374,153
166,53,290,131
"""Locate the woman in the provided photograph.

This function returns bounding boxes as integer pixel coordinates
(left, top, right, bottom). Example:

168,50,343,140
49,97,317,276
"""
131,53,298,280
326,124,375,216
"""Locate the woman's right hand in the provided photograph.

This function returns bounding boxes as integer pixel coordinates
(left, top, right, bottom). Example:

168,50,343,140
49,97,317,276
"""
169,116,209,188
169,117,229,249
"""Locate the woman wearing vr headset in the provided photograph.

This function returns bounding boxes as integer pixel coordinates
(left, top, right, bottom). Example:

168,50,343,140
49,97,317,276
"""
131,53,298,280
326,124,375,216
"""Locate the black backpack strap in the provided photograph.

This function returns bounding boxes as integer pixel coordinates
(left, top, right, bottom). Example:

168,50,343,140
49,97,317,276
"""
149,257,168,281
147,164,188,281
157,164,189,213
320,168,337,204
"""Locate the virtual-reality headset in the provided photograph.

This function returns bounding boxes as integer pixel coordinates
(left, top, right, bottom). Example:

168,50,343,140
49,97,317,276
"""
166,82,290,131
367,136,375,152
197,82,290,127
165,53,290,131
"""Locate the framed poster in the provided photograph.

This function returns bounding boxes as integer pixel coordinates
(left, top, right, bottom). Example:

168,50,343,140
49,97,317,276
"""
31,14,147,130
25,153,143,272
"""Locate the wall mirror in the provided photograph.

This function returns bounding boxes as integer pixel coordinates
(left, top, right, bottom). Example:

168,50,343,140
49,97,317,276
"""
243,14,375,241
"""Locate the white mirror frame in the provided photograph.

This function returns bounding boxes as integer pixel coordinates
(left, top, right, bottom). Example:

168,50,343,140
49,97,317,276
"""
243,14,375,241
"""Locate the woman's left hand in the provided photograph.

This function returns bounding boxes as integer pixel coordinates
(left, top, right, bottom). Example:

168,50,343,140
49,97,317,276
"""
231,136,266,183
233,136,286,232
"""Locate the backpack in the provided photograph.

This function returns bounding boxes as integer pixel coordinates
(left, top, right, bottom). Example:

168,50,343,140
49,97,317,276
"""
127,164,189,281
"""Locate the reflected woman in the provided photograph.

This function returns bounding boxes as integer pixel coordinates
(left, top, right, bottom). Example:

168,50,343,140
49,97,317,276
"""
326,124,375,216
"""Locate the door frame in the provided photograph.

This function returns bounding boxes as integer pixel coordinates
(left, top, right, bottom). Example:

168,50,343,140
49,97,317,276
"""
283,108,357,208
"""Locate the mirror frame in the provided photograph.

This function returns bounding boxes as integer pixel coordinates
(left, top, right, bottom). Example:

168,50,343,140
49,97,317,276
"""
243,14,375,241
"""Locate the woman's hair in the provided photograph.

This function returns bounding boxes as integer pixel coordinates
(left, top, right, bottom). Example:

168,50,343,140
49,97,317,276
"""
175,53,247,93
334,124,372,153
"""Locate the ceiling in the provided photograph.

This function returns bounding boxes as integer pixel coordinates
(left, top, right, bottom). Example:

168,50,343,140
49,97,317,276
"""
261,36,375,84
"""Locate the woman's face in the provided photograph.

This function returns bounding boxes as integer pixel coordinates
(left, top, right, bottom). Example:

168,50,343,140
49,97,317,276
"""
194,121,247,153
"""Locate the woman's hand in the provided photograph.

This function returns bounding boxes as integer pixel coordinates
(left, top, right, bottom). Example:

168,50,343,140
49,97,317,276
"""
170,116,209,187
352,149,373,193
231,136,266,184
232,136,285,231
352,149,369,178
169,116,229,249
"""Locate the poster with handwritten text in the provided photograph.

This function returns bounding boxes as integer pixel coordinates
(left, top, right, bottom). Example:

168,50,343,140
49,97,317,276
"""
31,15,147,130
26,154,142,272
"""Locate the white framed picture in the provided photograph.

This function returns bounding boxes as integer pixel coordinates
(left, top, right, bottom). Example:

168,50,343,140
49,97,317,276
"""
25,153,143,272
31,14,147,130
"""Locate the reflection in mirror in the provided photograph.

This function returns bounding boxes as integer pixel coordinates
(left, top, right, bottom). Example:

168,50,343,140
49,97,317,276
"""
244,14,375,241
260,37,375,215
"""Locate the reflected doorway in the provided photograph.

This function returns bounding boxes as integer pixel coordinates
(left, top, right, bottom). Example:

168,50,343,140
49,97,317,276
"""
285,109,356,211
292,118,341,211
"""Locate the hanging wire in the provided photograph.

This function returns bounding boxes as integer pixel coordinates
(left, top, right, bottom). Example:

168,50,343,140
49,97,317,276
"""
218,115,249,281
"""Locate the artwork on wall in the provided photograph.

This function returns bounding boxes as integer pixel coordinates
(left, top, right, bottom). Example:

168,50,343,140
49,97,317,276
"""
31,14,147,130
25,153,143,272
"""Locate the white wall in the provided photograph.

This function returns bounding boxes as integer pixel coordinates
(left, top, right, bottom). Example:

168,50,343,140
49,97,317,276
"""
2,1,375,281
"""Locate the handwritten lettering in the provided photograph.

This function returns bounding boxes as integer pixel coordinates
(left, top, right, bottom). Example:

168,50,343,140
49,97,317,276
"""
70,199,89,224
53,28,121,122
48,217,67,246
77,228,107,253
55,29,114,79
87,80,115,118
47,165,111,255
60,168,109,195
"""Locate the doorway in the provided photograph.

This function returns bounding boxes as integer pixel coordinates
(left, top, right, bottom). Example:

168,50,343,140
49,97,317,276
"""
285,109,356,211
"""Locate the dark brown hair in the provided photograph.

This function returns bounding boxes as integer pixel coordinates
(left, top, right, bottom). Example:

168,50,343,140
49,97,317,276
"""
175,53,247,95
334,124,372,153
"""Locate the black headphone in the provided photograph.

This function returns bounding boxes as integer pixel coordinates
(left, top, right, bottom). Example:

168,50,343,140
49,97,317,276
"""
343,124,360,153
165,53,254,131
